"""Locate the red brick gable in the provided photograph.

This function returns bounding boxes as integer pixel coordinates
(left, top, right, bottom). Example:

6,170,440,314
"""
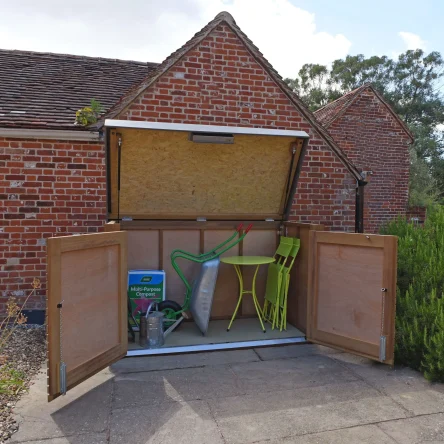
326,87,411,233
117,24,314,132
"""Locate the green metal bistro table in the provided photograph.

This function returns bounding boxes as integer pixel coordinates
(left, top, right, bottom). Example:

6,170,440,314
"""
221,256,275,332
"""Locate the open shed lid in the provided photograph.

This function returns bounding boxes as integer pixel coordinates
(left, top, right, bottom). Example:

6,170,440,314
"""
105,120,309,221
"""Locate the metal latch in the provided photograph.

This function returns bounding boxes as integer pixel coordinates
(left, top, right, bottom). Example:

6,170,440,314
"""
57,301,67,395
379,336,387,362
59,362,67,395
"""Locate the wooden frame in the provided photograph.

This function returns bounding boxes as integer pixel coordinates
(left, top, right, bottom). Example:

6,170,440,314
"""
47,232,128,401
306,231,397,364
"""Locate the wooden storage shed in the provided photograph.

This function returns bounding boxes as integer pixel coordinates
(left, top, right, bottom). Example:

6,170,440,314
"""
46,121,397,401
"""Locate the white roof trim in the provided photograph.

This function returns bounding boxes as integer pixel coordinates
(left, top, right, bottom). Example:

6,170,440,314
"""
0,128,101,141
105,119,309,138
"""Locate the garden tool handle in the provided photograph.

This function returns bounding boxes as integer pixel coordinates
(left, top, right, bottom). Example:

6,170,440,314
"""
236,223,244,232
245,223,253,233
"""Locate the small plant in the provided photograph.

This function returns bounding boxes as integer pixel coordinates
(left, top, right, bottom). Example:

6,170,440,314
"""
0,278,41,359
0,364,26,395
75,99,103,126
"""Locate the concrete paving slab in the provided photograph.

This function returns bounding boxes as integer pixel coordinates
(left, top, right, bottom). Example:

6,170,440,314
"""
378,412,444,443
255,424,398,443
11,370,114,442
110,349,260,374
10,433,108,444
254,344,341,361
109,400,224,444
113,364,242,408
231,354,357,394
332,353,444,415
209,381,406,443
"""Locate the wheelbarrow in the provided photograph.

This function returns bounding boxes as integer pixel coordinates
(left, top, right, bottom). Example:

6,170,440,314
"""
157,223,253,334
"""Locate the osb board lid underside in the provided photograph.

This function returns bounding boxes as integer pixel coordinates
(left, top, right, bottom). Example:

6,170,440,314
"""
110,128,302,220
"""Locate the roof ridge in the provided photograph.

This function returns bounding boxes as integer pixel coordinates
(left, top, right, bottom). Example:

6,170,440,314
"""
0,48,159,67
315,84,368,115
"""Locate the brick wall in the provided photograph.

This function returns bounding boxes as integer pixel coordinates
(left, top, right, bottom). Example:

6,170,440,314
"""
326,88,411,233
0,138,107,311
118,24,356,231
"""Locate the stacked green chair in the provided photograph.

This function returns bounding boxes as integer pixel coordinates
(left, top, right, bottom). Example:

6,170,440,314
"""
262,237,300,330
262,237,294,330
278,238,300,331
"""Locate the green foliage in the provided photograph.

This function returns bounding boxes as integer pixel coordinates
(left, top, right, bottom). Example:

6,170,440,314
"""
285,50,444,200
408,145,439,206
285,64,330,111
0,364,26,395
75,99,103,126
382,207,444,381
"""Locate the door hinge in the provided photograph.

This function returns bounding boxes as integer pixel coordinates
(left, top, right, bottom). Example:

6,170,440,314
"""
196,217,207,222
59,362,67,395
121,216,133,221
379,336,387,362
265,218,275,222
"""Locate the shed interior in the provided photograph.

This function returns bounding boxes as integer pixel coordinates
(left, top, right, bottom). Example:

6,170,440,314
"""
105,121,314,355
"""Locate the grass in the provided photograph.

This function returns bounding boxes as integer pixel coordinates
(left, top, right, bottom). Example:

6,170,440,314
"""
0,364,26,396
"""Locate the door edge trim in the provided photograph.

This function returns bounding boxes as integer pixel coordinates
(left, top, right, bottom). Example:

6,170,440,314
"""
126,336,307,356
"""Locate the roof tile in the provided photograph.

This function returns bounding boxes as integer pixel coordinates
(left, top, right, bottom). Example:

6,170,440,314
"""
0,49,158,130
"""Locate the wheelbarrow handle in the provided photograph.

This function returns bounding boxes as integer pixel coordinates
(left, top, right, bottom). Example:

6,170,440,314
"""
245,223,253,233
236,223,244,232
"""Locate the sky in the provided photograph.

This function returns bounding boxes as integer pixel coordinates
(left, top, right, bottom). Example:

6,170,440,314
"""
0,0,442,78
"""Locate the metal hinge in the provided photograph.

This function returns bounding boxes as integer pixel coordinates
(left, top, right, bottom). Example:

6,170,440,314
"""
265,218,275,222
196,217,207,222
59,362,67,395
121,216,133,221
379,336,387,362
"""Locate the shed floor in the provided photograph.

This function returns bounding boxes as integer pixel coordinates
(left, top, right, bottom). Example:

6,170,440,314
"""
128,318,304,350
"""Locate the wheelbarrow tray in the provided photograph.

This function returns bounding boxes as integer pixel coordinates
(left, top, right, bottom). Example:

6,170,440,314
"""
190,257,220,335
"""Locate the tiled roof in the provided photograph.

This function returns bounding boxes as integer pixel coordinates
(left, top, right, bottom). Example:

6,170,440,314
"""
0,49,157,130
102,11,364,182
314,84,414,141
314,86,366,128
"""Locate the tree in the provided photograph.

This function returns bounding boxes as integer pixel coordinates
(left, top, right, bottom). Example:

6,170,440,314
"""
285,50,444,201
329,54,394,94
408,145,439,206
285,64,330,110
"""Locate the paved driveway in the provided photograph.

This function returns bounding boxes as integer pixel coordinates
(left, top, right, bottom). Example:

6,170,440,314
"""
9,344,444,443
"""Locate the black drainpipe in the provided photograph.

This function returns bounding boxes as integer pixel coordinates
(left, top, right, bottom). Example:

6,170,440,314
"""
355,180,367,233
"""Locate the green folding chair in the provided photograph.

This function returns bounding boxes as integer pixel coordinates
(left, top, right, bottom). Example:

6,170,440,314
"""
262,237,294,330
278,238,300,331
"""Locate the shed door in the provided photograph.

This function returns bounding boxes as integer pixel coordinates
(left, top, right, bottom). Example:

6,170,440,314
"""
47,232,127,401
306,231,397,364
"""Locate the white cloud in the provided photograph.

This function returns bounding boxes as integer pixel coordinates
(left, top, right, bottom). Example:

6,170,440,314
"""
0,0,351,77
399,31,427,50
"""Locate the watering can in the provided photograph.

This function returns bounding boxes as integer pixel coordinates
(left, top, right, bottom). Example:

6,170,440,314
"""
139,302,183,348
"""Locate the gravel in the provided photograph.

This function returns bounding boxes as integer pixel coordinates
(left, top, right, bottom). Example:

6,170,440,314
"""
0,325,46,443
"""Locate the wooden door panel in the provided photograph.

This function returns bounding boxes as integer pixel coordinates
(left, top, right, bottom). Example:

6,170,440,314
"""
47,232,127,401
307,231,397,364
